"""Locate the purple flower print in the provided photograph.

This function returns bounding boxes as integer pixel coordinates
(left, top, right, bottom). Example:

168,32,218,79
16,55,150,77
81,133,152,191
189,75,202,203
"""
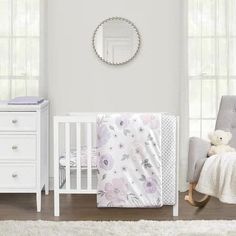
128,142,145,161
143,177,158,194
97,124,111,147
115,114,130,129
104,178,129,205
99,154,114,170
141,114,160,130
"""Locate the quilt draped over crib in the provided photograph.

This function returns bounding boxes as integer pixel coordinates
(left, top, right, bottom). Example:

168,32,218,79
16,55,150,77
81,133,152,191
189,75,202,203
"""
96,113,163,208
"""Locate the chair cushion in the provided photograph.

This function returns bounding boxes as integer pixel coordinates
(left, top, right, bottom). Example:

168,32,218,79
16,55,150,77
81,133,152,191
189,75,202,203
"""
215,96,236,149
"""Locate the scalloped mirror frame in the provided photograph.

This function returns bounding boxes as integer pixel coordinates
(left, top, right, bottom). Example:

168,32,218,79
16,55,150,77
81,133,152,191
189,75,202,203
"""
92,17,141,65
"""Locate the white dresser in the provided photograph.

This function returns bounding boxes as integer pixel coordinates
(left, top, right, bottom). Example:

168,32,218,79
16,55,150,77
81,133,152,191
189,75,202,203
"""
0,101,49,212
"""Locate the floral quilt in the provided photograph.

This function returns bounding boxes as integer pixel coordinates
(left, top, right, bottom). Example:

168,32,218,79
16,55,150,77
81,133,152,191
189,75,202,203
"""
96,113,162,208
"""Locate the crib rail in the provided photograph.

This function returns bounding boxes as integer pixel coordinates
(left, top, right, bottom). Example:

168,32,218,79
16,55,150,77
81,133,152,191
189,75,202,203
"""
54,114,97,198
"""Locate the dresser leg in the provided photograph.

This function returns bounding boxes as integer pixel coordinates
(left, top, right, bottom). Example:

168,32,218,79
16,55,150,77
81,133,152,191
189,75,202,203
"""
45,181,49,195
54,190,60,216
36,191,41,212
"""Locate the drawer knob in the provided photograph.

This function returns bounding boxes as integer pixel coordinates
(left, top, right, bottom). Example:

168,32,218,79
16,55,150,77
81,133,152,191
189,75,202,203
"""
12,119,18,124
12,145,18,150
12,172,18,178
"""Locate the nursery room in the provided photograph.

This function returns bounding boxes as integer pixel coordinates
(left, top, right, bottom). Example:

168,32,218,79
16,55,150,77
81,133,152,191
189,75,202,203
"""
0,0,236,235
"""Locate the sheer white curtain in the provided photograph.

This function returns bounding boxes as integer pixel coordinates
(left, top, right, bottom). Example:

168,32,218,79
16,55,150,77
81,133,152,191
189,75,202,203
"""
179,0,236,191
0,0,40,100
188,0,236,139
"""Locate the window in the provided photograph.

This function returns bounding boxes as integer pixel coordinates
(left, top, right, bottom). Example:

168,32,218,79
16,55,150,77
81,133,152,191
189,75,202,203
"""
188,0,236,139
0,0,40,100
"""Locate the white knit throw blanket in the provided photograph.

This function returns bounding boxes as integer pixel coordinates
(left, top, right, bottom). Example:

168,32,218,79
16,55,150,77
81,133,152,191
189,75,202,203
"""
196,152,236,203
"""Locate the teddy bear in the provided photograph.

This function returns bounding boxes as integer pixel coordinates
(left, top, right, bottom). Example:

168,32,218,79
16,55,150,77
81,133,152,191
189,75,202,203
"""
208,130,235,156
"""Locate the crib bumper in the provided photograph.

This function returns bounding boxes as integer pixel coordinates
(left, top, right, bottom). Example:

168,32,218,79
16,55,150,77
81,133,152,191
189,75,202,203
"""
187,137,210,183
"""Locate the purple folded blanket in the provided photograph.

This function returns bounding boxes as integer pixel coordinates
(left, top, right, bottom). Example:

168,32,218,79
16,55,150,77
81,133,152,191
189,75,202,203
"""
8,96,44,105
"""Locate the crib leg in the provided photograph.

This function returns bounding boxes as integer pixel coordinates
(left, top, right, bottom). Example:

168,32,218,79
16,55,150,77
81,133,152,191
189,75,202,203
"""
36,191,41,212
173,202,179,217
173,188,179,217
54,190,60,216
185,183,211,207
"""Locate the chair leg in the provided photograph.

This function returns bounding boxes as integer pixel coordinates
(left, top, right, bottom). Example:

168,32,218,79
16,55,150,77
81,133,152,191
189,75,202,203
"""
185,183,211,207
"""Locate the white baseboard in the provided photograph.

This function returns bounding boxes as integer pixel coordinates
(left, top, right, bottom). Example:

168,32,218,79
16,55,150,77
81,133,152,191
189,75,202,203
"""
179,182,188,192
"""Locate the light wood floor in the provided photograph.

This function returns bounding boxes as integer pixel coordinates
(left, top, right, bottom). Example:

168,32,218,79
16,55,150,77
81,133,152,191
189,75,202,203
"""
0,191,235,221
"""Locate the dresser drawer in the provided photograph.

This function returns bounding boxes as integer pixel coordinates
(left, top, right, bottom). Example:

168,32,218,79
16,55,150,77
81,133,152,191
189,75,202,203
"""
0,164,36,189
0,135,36,161
0,112,36,131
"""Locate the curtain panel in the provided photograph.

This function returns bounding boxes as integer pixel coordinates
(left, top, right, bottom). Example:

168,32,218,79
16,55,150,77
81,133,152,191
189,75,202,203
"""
0,0,40,100
189,0,236,139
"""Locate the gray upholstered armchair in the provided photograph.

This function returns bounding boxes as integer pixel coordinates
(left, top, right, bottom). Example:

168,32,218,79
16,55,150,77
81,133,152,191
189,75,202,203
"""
185,96,236,207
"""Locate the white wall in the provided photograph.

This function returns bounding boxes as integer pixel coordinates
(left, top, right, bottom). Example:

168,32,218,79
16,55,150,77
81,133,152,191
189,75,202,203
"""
47,0,182,180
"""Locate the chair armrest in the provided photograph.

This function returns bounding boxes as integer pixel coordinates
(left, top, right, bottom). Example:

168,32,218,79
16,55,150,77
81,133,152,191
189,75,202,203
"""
187,137,211,183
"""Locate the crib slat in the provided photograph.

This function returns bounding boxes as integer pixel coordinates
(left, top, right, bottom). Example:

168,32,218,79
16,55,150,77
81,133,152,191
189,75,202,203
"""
76,123,81,190
65,123,71,190
87,123,92,191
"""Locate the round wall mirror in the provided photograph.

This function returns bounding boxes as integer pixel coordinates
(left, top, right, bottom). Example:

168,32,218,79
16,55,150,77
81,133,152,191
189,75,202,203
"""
93,17,141,65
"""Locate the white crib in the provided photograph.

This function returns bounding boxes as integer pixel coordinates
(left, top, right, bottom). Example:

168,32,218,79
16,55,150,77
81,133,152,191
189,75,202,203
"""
54,113,179,217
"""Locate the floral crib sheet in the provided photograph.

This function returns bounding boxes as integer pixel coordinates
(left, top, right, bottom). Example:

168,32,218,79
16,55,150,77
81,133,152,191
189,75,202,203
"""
59,146,97,168
96,113,163,208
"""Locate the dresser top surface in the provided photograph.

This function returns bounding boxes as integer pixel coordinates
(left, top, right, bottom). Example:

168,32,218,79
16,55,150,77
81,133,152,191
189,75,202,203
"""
0,100,49,112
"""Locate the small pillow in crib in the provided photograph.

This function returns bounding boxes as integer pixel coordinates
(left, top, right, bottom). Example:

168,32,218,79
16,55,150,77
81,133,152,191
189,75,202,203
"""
208,130,235,156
